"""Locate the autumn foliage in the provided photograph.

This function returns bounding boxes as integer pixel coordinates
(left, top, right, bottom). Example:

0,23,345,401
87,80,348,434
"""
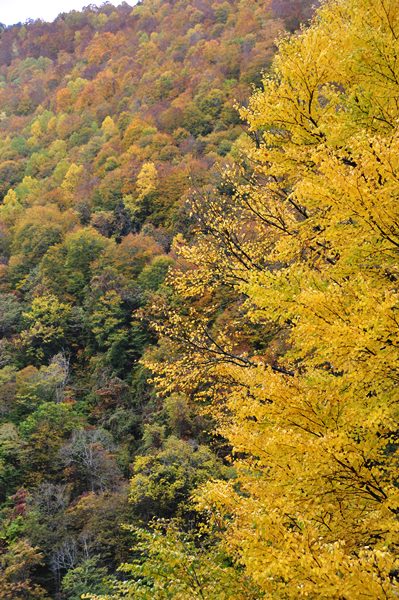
3,0,394,598
127,0,399,597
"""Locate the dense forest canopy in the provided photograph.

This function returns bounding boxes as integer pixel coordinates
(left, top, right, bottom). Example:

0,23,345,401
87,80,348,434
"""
2,0,398,598
0,1,316,597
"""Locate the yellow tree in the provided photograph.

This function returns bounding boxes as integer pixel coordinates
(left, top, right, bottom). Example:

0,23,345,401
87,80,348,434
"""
124,162,158,217
61,163,84,208
145,0,399,597
136,162,158,199
0,189,23,225
101,115,117,138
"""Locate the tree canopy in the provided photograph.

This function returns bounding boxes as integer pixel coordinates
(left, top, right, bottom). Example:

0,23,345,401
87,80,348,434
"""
3,0,392,598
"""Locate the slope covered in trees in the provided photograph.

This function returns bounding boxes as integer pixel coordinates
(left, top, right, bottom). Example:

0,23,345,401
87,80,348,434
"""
101,0,398,597
0,0,321,598
9,0,397,598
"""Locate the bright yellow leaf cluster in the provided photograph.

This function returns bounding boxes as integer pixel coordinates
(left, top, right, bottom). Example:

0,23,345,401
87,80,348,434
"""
148,0,399,596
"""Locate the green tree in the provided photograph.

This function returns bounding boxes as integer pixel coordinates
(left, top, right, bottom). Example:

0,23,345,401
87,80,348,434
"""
20,294,74,362
129,437,224,520
86,523,260,600
61,557,111,599
39,228,111,301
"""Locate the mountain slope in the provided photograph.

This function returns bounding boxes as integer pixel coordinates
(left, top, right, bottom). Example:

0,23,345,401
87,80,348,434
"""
0,1,315,597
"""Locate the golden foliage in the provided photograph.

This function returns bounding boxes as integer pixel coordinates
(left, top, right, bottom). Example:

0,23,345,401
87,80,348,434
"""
148,0,399,596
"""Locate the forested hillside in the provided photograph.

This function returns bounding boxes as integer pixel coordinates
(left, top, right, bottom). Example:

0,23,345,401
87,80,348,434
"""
3,0,397,599
0,1,317,598
120,0,398,598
